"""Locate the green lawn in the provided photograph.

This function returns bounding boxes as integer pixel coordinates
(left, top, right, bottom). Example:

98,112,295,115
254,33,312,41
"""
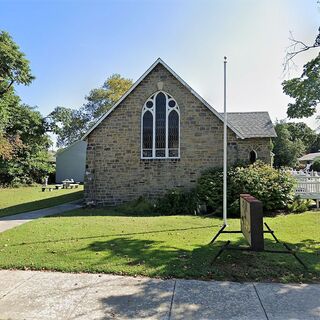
0,185,84,217
0,207,319,283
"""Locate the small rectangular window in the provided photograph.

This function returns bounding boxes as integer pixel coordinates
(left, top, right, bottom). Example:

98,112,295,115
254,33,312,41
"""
155,149,165,157
169,149,179,157
143,149,152,158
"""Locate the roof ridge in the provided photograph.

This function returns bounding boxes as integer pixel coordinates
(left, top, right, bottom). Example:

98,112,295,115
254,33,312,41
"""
81,58,246,140
221,111,270,114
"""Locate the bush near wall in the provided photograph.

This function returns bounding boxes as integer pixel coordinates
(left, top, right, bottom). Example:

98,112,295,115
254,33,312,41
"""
312,157,320,172
155,188,198,215
155,162,296,216
232,162,296,211
195,167,239,216
197,161,296,215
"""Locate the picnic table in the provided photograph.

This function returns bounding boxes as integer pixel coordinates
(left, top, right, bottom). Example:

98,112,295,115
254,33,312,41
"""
42,180,80,192
62,179,80,189
42,186,54,192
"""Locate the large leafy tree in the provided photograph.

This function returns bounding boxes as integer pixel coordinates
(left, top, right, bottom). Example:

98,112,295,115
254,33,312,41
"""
0,87,21,160
0,31,53,185
282,28,320,119
0,29,34,161
48,74,133,147
273,121,320,167
84,74,132,119
286,122,317,151
0,31,35,97
48,106,89,148
273,122,306,167
0,99,54,185
309,135,320,153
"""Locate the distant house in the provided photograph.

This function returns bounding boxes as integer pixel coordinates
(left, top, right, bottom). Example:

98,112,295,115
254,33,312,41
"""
298,152,320,164
55,140,87,183
81,58,276,205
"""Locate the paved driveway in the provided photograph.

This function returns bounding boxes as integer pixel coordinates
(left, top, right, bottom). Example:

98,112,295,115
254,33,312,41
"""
0,201,82,233
0,270,319,319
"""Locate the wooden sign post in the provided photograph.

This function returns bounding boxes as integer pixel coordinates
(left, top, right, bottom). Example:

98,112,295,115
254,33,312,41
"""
240,194,264,251
209,194,306,268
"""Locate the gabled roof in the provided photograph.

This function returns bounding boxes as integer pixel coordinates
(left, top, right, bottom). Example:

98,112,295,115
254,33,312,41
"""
56,140,87,156
224,112,277,138
81,58,246,140
298,152,320,161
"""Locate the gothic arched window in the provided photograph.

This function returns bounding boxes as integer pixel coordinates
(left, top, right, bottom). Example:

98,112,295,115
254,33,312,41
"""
141,91,180,158
249,150,257,164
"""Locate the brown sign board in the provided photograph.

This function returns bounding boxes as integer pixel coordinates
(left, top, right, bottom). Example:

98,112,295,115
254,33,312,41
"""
240,194,264,251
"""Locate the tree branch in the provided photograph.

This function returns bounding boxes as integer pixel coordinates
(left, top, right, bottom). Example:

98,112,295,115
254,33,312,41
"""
283,29,320,75
0,80,14,97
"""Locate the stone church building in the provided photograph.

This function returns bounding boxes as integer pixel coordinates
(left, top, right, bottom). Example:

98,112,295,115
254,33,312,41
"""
82,58,276,205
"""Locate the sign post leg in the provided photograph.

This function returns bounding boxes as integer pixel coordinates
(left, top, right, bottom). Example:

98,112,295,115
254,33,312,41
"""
209,224,227,244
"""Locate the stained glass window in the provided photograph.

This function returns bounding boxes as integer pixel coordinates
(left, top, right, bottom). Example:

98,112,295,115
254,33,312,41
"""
141,91,179,158
168,110,179,148
155,92,166,154
142,111,153,157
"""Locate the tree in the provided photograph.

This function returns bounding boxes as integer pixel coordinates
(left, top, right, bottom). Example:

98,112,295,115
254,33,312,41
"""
0,103,53,185
48,74,133,147
0,85,21,159
282,28,320,119
47,106,89,147
84,74,132,119
309,134,320,153
286,122,317,151
311,157,320,171
273,122,305,167
0,31,35,97
0,133,22,161
0,31,53,185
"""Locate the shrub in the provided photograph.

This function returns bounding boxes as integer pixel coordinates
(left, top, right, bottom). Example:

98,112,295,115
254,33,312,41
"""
196,167,239,215
287,196,313,213
312,157,320,172
197,161,296,215
155,188,198,215
232,162,296,211
114,197,155,215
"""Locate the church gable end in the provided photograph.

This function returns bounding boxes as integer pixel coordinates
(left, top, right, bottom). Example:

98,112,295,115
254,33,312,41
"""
84,60,273,205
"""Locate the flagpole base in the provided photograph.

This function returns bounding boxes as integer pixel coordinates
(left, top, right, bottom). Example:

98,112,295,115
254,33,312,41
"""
209,225,243,244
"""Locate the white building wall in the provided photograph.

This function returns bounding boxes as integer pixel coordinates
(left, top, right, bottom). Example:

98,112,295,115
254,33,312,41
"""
56,141,87,183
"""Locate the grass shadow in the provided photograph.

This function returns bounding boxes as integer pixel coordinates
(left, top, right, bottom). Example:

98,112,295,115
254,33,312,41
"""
81,234,320,282
9,224,219,247
53,205,218,218
54,197,212,218
0,190,83,217
54,207,162,218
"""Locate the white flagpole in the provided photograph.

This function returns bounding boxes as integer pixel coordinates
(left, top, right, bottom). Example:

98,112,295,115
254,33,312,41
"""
223,56,228,226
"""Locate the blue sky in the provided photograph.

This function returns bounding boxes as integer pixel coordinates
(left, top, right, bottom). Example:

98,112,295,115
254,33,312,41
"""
1,0,319,129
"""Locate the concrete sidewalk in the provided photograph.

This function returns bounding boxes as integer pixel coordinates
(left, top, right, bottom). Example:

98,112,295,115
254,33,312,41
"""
0,270,319,320
0,201,83,233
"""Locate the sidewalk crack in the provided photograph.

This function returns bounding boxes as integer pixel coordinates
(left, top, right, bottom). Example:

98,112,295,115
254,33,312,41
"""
168,280,177,320
66,274,101,320
253,283,269,320
0,271,38,300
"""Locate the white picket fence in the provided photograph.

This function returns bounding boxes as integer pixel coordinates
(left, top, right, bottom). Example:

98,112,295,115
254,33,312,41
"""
289,170,320,207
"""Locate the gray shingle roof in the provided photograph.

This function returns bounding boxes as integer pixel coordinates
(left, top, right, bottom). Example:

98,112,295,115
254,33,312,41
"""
298,152,320,161
221,112,277,138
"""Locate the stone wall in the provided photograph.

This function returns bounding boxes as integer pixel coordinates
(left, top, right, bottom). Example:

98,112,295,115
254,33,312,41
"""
84,63,272,205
